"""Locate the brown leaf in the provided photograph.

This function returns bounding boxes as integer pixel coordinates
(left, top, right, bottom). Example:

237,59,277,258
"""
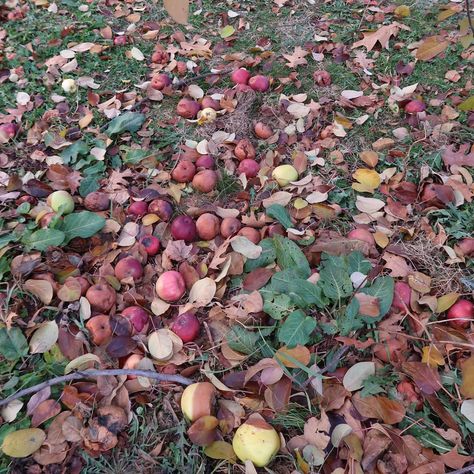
361,428,392,470
354,293,380,317
352,393,405,424
442,144,474,167
382,253,412,277
402,362,442,395
27,387,51,416
187,416,219,446
416,36,449,61
243,268,274,291
24,279,53,305
460,356,474,398
264,376,292,411
304,411,330,450
352,24,401,51
275,345,311,368
440,447,473,469
32,400,61,427
163,0,189,25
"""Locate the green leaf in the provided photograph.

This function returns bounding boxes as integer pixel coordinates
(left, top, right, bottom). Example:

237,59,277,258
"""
122,148,155,165
22,229,65,251
0,233,20,249
319,253,352,301
60,140,89,165
0,327,28,360
60,211,105,242
219,25,235,38
79,176,100,197
360,276,394,318
277,310,316,348
347,251,372,274
339,298,363,335
269,269,326,308
266,204,293,229
273,235,310,278
261,291,293,320
458,96,474,111
105,112,145,135
244,239,276,272
226,325,260,355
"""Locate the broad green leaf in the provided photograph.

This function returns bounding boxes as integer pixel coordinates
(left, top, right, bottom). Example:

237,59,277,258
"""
226,325,260,355
22,229,65,251
219,25,235,38
60,211,105,242
319,254,352,301
60,140,89,164
244,239,276,272
360,276,394,318
277,310,316,348
261,291,293,320
0,327,28,360
347,251,372,274
266,204,293,229
79,176,100,197
458,96,474,111
269,269,326,308
105,112,145,135
0,233,20,249
273,235,310,278
122,148,155,165
339,298,363,335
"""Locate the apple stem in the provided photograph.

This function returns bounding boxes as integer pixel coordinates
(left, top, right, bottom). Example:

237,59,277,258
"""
0,369,193,408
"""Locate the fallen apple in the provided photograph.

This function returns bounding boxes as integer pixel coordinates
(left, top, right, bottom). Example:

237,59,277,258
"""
195,155,215,170
248,75,270,92
234,139,255,161
171,215,197,242
200,96,221,110
114,256,143,281
47,190,75,214
62,78,77,94
238,227,261,244
177,98,201,119
86,283,117,313
447,299,474,329
140,235,160,256
171,312,200,342
405,100,426,114
150,73,172,90
232,416,280,467
230,68,251,85
220,217,241,238
121,306,149,333
86,314,112,345
148,199,173,221
156,270,186,302
347,228,375,246
192,170,218,193
83,192,110,211
196,213,221,240
238,159,260,178
180,382,215,421
128,200,148,217
172,160,196,183
391,281,411,312
254,122,273,139
272,164,298,187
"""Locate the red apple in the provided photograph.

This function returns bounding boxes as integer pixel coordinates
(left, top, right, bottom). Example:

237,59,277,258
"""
86,283,116,313
220,217,241,238
347,228,375,246
447,299,474,329
177,98,201,119
238,159,260,178
121,306,149,333
391,281,411,312
140,235,160,256
156,270,186,302
114,36,127,46
128,201,148,217
254,122,273,139
234,138,255,161
148,199,173,221
192,170,218,193
151,73,172,90
248,75,270,92
196,155,215,170
405,100,426,114
171,312,200,343
231,68,251,85
196,213,220,240
171,215,197,242
200,96,221,110
114,256,143,281
172,160,196,183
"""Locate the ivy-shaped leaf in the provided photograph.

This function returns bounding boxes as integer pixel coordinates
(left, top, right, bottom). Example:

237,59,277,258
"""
0,327,28,360
277,310,316,348
319,253,352,301
273,235,310,278
347,251,372,274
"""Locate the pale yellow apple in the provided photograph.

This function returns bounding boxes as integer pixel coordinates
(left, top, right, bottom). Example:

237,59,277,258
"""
272,164,298,187
180,382,215,421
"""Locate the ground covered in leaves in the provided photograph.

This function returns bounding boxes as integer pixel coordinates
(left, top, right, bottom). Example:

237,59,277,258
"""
0,0,474,472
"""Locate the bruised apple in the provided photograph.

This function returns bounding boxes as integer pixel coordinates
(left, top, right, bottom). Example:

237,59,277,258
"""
180,382,215,421
238,159,260,178
171,312,200,342
151,73,172,90
128,201,148,217
254,122,273,139
192,170,218,193
238,227,260,244
347,228,375,246
391,281,411,312
232,416,280,467
220,217,241,238
405,100,426,114
148,199,173,221
234,139,255,161
86,314,112,345
230,68,251,85
121,306,149,333
447,299,474,329
86,283,116,313
114,256,143,281
171,215,197,242
177,98,201,119
65,276,90,296
172,160,196,183
140,235,160,256
84,192,110,211
200,96,221,110
248,75,270,92
196,155,215,170
196,213,220,240
156,270,186,302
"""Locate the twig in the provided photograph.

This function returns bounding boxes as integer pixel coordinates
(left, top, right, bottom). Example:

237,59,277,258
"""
467,0,474,36
0,369,193,408
449,463,474,474
173,67,233,88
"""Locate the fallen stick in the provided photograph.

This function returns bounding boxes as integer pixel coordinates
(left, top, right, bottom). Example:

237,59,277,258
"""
0,369,193,408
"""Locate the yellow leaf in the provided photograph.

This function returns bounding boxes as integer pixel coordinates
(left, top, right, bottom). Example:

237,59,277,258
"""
394,5,410,17
359,150,379,168
461,356,474,398
458,96,474,111
438,8,457,22
1,428,46,458
142,214,160,226
219,25,235,38
64,353,101,374
204,441,236,462
275,345,311,368
293,198,308,210
352,168,381,193
373,231,389,248
163,0,189,24
416,36,449,61
436,293,459,313
422,345,444,368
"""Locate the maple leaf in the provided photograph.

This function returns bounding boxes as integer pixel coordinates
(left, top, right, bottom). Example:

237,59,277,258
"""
104,169,133,193
66,171,82,194
282,46,309,68
352,23,402,51
442,144,474,167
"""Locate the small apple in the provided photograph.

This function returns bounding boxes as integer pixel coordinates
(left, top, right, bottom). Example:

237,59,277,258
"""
86,314,112,345
151,73,172,90
272,164,298,187
156,270,186,302
234,138,255,161
447,299,474,329
47,190,75,214
180,382,215,421
192,170,218,193
121,306,149,333
196,213,220,240
83,192,110,211
231,68,251,85
114,256,143,281
220,217,241,238
238,159,260,178
172,160,196,183
177,98,201,119
62,78,77,94
140,235,160,256
391,281,411,312
347,228,375,246
148,199,173,221
171,312,200,342
86,283,116,313
171,215,197,242
248,75,270,92
128,201,148,217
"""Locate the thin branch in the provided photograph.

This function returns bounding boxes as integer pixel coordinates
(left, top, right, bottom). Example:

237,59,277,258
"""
0,369,193,408
449,463,474,474
467,0,474,36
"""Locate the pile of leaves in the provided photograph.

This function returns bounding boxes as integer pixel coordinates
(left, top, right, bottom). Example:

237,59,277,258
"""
0,0,473,472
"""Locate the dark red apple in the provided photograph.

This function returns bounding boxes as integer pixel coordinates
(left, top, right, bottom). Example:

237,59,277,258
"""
171,312,200,342
128,201,148,217
121,306,150,333
140,235,160,256
171,215,197,242
148,199,173,221
231,68,251,85
114,256,144,281
391,281,411,312
447,300,474,329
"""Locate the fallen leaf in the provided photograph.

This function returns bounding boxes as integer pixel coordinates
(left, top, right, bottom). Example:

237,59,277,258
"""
343,362,375,391
416,36,449,61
